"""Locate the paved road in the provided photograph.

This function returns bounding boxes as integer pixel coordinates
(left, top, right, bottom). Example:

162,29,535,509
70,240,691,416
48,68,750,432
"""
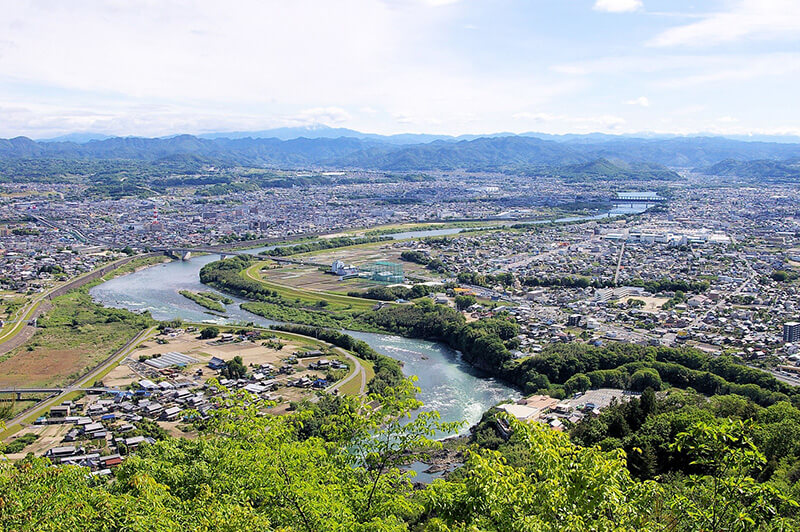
613,242,626,286
0,293,49,347
327,347,366,396
771,370,800,387
1,326,156,433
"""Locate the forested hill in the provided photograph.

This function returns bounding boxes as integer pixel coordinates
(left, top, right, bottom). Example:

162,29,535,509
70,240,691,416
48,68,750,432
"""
538,158,681,181
3,133,800,171
699,158,800,182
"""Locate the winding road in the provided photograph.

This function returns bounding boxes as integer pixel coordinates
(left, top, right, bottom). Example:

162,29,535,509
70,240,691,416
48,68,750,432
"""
327,347,367,396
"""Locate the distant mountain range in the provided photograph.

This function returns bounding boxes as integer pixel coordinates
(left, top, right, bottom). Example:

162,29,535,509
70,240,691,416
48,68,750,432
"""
37,125,800,145
4,129,800,172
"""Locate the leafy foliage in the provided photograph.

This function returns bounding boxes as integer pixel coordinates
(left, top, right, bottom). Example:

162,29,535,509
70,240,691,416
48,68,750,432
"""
3,385,800,530
200,326,219,339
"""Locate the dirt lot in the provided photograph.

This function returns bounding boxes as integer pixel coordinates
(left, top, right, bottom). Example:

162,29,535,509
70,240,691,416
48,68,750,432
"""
0,347,88,388
615,296,669,313
4,423,72,460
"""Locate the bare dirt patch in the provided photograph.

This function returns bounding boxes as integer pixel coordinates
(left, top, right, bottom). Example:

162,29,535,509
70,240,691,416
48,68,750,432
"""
615,296,669,313
4,424,71,460
0,348,84,388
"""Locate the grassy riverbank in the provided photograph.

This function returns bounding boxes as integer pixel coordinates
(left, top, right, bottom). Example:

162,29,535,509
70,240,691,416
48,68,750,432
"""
0,272,155,388
101,254,169,279
179,290,231,313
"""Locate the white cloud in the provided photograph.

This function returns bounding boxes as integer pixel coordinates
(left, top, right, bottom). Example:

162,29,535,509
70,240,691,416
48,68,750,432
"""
655,53,800,88
593,0,642,13
418,0,461,5
625,96,650,107
650,0,800,47
0,1,797,138
0,99,317,138
553,52,800,88
293,107,352,125
0,0,583,136
513,111,626,132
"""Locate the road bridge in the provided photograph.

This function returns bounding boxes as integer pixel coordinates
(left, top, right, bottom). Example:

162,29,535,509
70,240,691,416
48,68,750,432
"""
0,387,121,400
156,247,251,261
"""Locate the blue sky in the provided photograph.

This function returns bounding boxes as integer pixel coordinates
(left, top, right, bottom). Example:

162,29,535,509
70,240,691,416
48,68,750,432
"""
0,0,798,138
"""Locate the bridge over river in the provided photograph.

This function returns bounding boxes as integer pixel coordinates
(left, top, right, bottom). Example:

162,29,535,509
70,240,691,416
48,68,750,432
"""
0,387,125,401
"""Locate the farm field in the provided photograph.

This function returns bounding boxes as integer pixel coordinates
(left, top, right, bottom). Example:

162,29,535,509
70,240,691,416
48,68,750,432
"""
242,261,379,312
249,241,437,303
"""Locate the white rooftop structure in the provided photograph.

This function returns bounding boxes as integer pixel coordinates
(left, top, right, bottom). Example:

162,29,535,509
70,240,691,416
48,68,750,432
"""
144,351,198,369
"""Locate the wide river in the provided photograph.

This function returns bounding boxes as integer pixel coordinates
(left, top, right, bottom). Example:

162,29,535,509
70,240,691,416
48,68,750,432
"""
90,207,646,432
90,238,519,433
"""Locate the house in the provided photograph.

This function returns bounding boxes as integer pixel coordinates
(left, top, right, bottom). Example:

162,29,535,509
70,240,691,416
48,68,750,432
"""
161,406,182,421
50,405,70,417
208,357,226,370
145,403,164,417
83,422,104,434
138,379,158,390
45,446,77,459
61,453,100,467
123,436,146,450
244,383,267,394
100,454,123,468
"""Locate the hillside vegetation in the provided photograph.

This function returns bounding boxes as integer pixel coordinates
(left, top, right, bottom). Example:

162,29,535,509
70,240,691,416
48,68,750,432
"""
2,379,800,530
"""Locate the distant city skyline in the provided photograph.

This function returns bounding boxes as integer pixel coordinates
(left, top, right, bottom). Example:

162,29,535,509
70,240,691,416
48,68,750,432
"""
1,0,799,139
